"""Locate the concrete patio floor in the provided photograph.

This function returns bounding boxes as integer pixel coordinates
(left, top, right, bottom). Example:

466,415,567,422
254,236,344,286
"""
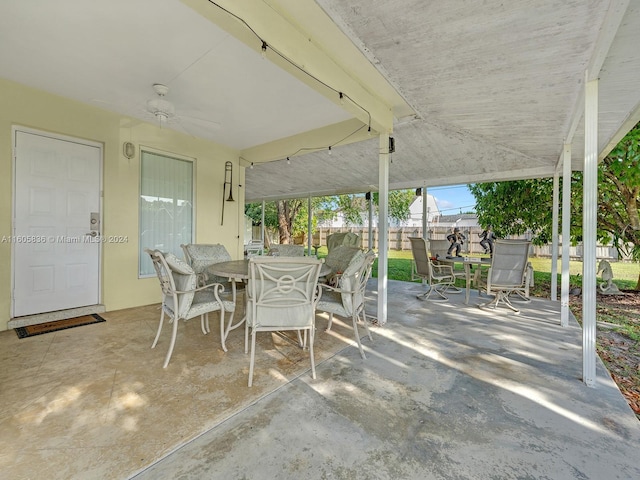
2,280,639,479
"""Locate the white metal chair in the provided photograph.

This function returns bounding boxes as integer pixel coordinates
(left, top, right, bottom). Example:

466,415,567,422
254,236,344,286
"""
268,244,305,257
244,256,322,387
326,232,362,252
476,239,532,313
408,237,457,301
181,243,238,332
322,244,362,285
245,240,264,258
145,249,232,368
317,249,376,359
181,243,233,286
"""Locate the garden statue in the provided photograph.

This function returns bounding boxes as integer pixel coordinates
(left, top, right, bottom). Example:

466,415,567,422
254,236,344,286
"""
597,260,621,295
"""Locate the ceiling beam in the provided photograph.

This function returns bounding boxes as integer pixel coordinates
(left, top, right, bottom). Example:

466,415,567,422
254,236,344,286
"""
556,0,630,171
182,0,404,135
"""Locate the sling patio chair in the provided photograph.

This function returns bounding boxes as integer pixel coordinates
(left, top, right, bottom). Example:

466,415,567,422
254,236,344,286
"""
409,237,458,301
476,239,532,313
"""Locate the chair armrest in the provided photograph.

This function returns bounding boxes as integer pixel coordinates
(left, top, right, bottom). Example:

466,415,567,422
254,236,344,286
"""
431,263,454,275
176,282,225,303
313,284,323,307
320,283,357,295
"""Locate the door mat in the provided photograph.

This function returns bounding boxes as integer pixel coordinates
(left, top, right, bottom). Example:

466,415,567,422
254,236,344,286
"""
15,314,106,339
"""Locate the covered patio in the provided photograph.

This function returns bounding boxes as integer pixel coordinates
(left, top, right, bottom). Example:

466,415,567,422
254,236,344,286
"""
1,281,638,479
1,2,640,477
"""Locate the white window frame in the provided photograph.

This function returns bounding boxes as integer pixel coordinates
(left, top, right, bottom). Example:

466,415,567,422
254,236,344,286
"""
139,147,195,277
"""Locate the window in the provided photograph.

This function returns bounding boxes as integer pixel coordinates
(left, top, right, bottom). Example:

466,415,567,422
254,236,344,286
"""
139,150,194,277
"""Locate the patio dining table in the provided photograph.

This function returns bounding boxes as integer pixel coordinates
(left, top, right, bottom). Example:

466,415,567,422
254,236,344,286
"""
438,256,491,304
207,259,332,341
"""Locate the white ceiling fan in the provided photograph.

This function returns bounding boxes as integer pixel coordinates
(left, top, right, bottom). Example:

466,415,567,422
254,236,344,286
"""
146,83,175,125
144,83,221,134
93,83,221,135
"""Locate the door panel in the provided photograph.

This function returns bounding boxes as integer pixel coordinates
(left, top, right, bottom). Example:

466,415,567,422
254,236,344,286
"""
13,130,101,317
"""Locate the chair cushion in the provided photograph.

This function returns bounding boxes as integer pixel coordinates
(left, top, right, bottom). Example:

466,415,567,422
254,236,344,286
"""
339,251,366,314
163,253,197,318
324,245,362,274
184,244,232,283
165,253,195,275
316,290,348,317
246,304,313,328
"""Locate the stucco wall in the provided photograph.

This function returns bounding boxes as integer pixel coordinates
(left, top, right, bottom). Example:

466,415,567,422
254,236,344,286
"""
0,78,244,331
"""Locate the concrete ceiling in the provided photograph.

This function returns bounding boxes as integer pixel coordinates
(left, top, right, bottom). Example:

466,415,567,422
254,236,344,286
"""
2,0,639,203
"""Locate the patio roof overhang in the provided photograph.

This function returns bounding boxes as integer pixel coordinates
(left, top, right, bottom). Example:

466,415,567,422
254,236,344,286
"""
3,1,638,201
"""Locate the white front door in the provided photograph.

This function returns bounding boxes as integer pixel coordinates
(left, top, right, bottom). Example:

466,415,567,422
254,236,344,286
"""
12,130,101,317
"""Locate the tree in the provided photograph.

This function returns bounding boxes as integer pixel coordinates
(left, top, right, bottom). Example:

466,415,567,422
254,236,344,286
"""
597,124,640,266
337,190,415,226
245,197,335,245
469,121,640,288
245,189,414,245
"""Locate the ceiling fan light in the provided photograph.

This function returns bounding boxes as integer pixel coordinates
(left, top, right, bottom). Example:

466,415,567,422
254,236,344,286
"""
146,97,175,119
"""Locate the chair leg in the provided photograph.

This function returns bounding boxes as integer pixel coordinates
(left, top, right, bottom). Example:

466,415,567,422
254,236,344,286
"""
351,312,367,360
478,291,520,314
244,321,249,354
511,290,532,302
248,330,257,387
163,316,180,368
416,284,433,300
418,284,447,301
360,308,373,342
296,330,306,348
498,292,520,313
434,283,453,299
326,312,334,331
151,309,165,349
219,308,228,353
200,315,208,335
309,327,316,380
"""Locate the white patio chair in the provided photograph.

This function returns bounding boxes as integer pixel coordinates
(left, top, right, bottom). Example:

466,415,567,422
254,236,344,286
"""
326,232,362,252
268,244,304,257
322,244,362,285
408,237,457,301
145,249,232,368
245,240,265,258
244,256,322,387
181,243,232,286
476,239,532,313
181,243,238,331
317,249,376,359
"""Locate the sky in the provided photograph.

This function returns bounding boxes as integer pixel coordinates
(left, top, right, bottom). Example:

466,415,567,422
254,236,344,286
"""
428,184,476,215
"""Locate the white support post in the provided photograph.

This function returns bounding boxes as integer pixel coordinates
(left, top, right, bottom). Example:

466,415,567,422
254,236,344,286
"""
551,173,560,301
561,145,571,327
582,76,598,387
307,195,313,255
377,133,390,326
422,188,428,239
261,200,265,248
368,193,373,250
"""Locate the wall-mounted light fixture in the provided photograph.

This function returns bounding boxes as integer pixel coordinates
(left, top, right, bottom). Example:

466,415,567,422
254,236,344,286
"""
123,141,135,159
